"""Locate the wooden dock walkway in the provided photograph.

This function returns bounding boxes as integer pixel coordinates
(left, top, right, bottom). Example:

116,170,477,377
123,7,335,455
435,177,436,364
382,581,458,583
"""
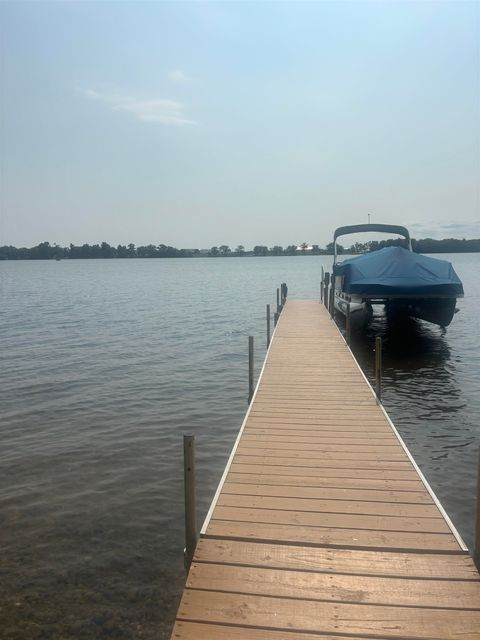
171,300,480,639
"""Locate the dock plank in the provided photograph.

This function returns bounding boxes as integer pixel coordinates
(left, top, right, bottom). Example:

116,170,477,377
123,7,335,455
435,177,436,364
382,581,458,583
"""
243,432,399,442
194,539,479,579
234,455,413,468
226,472,427,491
187,562,480,608
229,462,427,480
176,589,480,638
217,493,440,517
212,505,450,533
238,441,403,452
206,520,458,551
172,621,378,640
222,481,432,502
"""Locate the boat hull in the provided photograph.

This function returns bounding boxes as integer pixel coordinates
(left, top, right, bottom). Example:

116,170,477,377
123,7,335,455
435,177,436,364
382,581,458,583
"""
334,291,458,328
334,292,372,328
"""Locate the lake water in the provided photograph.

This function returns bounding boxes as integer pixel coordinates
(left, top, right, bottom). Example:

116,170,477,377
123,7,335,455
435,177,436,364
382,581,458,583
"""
1,254,479,639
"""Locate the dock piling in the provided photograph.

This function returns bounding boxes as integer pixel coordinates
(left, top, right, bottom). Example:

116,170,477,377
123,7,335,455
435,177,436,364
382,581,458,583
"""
346,300,351,345
323,273,330,310
266,304,271,347
274,311,279,327
320,266,324,302
375,336,382,401
183,435,198,570
281,283,288,306
276,288,280,313
248,336,254,404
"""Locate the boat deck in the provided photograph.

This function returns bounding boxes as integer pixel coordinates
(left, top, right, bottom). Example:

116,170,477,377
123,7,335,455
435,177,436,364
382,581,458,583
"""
170,300,480,639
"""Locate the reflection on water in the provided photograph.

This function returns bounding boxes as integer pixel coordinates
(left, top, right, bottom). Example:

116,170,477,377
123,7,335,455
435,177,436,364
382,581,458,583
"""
354,309,453,371
0,254,478,639
352,309,469,428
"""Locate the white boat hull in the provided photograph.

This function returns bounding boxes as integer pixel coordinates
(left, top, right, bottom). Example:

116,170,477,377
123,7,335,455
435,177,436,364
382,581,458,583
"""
334,291,372,327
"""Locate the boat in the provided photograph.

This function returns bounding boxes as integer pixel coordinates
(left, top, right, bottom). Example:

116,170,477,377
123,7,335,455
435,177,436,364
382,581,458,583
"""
331,224,464,328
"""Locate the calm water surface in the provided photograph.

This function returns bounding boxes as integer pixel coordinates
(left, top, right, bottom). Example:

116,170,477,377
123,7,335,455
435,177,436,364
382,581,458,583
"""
1,255,479,639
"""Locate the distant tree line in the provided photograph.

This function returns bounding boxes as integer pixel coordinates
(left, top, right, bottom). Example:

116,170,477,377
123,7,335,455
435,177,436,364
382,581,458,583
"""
0,237,479,260
346,237,480,254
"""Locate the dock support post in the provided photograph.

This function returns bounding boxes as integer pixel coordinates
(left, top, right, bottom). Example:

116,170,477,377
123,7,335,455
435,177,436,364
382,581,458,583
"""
183,435,198,571
248,336,254,404
320,267,324,302
281,283,288,306
276,288,280,313
266,304,271,347
329,283,335,318
274,311,279,327
375,336,382,401
475,449,480,571
346,300,351,345
323,273,330,310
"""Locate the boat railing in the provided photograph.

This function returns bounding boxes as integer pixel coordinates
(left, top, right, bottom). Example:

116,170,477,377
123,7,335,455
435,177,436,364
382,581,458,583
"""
333,223,412,262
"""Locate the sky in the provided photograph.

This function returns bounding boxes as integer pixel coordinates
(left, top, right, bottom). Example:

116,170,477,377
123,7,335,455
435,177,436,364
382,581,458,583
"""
1,1,479,249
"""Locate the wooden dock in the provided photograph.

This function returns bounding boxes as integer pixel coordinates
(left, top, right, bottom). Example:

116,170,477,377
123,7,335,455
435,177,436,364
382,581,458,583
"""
171,300,480,639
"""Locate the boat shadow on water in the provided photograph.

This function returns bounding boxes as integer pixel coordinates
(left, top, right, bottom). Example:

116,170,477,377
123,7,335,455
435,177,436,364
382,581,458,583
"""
339,308,473,447
339,307,470,438
337,309,466,418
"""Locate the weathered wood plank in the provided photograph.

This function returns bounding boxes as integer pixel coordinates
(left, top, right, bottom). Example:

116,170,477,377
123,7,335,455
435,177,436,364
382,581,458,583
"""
253,402,377,408
234,455,413,468
247,413,389,421
237,442,406,453
226,472,426,491
246,419,391,429
239,439,408,460
194,539,479,579
236,449,409,462
177,590,480,638
207,521,458,551
255,392,372,398
222,482,431,503
187,562,480,608
230,463,421,480
243,431,398,442
217,492,438,516
213,505,450,533
172,621,377,640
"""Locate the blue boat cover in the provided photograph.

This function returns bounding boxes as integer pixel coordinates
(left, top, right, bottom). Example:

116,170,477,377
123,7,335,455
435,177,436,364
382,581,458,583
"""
333,247,463,297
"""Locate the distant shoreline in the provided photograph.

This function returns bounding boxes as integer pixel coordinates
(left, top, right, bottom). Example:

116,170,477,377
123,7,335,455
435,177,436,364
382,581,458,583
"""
1,237,479,260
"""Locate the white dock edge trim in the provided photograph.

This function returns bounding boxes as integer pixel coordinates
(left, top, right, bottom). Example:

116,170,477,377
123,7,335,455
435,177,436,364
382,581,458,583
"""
330,313,468,552
200,304,283,535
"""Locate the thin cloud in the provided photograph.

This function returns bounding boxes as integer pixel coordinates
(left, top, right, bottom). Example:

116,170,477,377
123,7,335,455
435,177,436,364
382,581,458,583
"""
168,69,197,85
83,89,197,126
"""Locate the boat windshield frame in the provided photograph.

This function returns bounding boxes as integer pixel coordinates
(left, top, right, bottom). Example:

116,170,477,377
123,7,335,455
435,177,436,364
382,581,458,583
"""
333,224,412,264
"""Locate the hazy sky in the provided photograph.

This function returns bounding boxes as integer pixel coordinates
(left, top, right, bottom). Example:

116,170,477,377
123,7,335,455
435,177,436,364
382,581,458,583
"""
1,1,479,249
